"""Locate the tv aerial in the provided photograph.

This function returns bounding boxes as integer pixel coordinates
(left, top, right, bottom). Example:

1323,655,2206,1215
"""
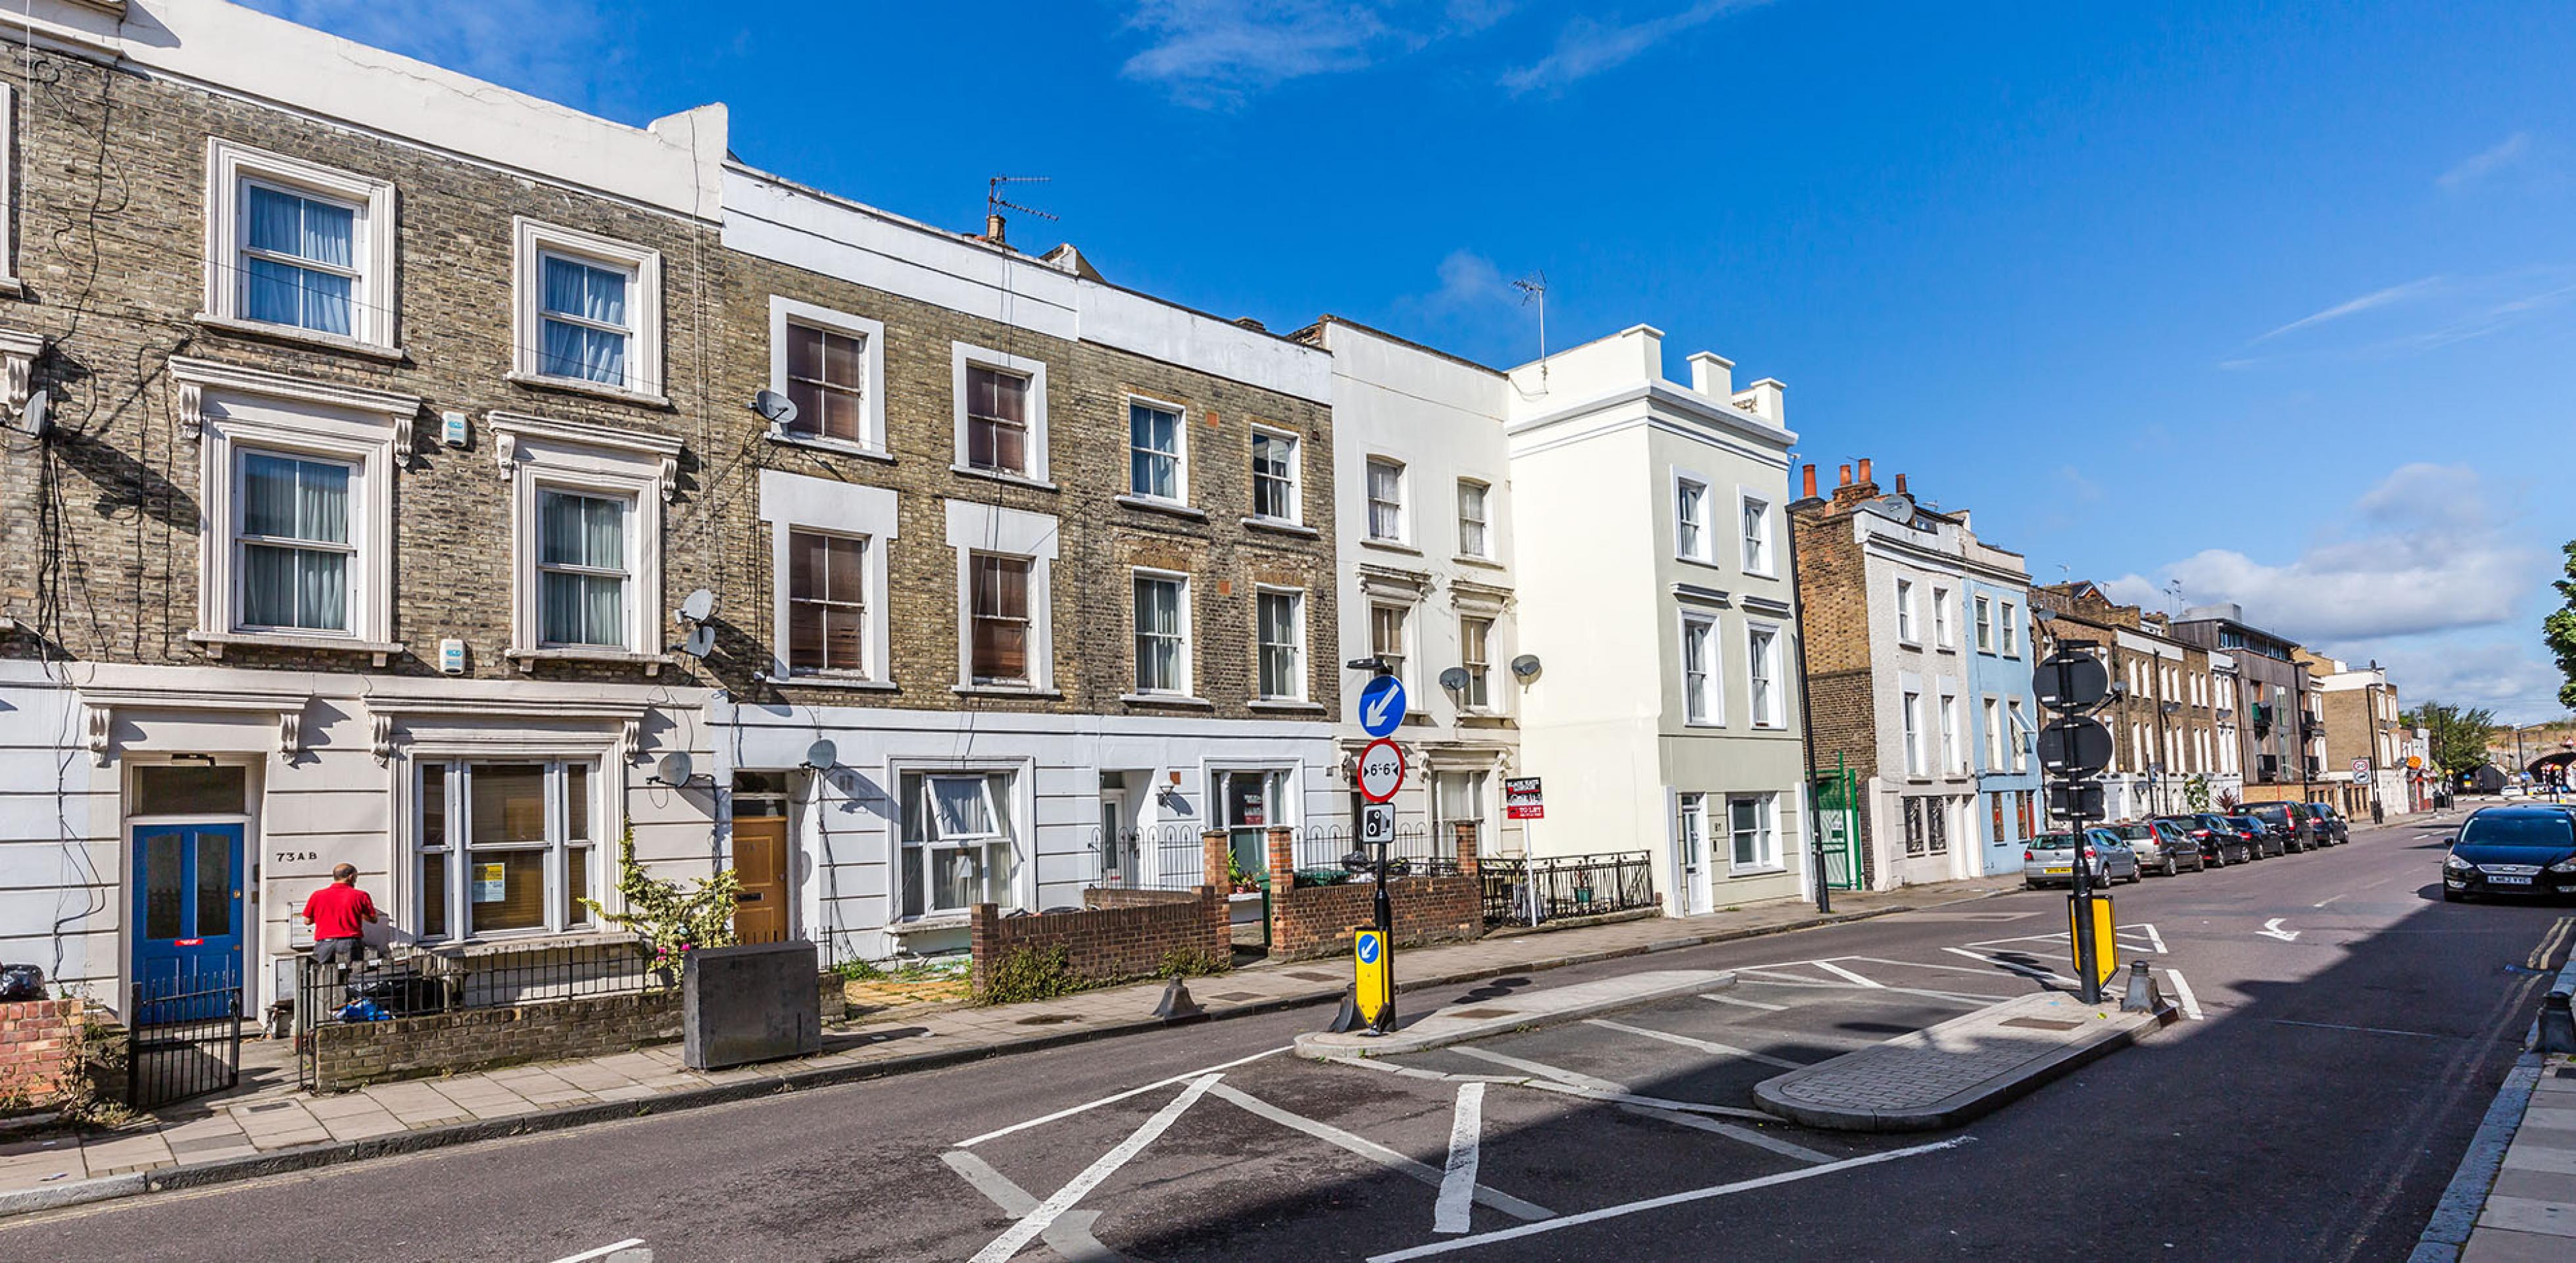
985,175,1057,246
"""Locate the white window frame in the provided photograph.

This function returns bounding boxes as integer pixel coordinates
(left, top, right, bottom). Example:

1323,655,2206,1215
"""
1940,691,1964,774
1365,456,1408,543
1726,793,1780,874
1459,614,1495,712
491,412,677,666
1456,478,1492,560
766,296,887,457
1675,474,1713,562
1125,395,1190,505
1254,585,1307,702
945,499,1059,693
1903,691,1926,776
410,758,602,943
175,358,413,660
1681,612,1722,726
1932,587,1953,649
759,470,897,685
952,342,1052,484
896,768,1025,920
1974,593,1995,653
1736,488,1774,576
1999,601,2020,656
1250,424,1301,524
1983,697,2005,772
1130,568,1194,697
203,139,398,352
230,447,360,637
0,85,16,291
510,218,664,403
1369,601,1415,699
1895,578,1919,645
1745,621,1784,730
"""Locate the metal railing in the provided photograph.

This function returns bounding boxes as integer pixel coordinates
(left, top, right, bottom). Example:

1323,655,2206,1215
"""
1480,852,1657,926
1077,824,1213,892
128,967,243,1110
1282,823,1461,887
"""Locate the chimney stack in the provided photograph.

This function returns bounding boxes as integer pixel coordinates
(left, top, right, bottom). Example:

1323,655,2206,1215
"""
1857,457,1874,485
1895,472,1909,495
984,213,1008,245
1802,464,1818,499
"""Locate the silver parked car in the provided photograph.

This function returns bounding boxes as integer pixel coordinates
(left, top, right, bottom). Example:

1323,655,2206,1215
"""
2023,827,2140,889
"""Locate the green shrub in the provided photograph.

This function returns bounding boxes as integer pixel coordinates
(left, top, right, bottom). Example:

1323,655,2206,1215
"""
978,945,1076,1006
580,826,742,978
1157,947,1230,979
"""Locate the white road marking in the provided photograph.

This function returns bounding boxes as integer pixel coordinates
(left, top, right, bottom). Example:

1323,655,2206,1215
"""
2259,918,2302,943
2137,923,2166,954
548,1243,650,1263
1811,960,1885,989
1699,992,1789,1012
1207,1081,1553,1221
1582,1019,1812,1070
1941,946,2078,986
1732,968,1866,988
1612,1102,1836,1164
940,1151,1127,1262
1451,1046,1822,1160
969,1074,1219,1263
2162,968,2204,1021
2313,894,2346,908
2270,1018,2457,1040
955,1046,1288,1147
1365,1137,1976,1261
1435,1083,1486,1235
1451,1047,1624,1093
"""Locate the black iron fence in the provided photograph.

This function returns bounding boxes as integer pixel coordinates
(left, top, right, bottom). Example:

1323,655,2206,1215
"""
1480,852,1657,926
1075,824,1215,892
128,968,242,1110
1284,824,1462,887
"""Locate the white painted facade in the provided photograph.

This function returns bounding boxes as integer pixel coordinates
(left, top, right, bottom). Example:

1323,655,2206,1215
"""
1840,499,1983,888
1305,319,1521,857
1502,326,1808,916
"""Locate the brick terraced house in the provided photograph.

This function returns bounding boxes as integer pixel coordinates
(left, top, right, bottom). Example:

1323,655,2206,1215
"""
0,0,730,1015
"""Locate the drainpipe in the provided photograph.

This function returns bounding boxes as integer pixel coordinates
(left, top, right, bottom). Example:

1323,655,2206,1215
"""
1785,504,1830,912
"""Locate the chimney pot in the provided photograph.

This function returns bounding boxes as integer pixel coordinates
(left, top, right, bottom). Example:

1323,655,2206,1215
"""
1838,463,1853,488
1802,464,1818,498
1895,473,1909,495
1857,457,1874,484
984,213,1007,245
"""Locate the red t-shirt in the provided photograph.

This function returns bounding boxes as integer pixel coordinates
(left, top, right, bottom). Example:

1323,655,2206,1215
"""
303,884,377,940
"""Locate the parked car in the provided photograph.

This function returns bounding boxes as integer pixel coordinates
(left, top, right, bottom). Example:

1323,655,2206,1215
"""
2153,820,2215,866
2442,805,2576,902
2305,801,2350,845
2225,814,2285,858
2024,827,2141,889
2189,812,2253,866
2242,801,2319,852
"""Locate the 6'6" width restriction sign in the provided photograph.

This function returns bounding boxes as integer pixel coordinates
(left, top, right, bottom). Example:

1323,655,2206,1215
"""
1356,739,1407,803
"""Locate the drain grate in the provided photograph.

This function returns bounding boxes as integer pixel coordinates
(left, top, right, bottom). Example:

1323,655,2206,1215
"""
2001,1017,2083,1032
1447,1008,1518,1020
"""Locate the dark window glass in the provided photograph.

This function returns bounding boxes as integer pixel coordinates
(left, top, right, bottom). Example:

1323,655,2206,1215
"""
144,831,184,940
195,831,234,937
2462,813,2576,850
420,852,447,939
134,766,247,816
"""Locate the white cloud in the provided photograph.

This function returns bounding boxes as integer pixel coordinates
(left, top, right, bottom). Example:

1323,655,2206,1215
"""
2352,639,2567,724
241,1,622,114
2225,268,2576,368
1499,0,1764,94
1119,1,1404,103
2248,275,2447,345
2437,131,2532,190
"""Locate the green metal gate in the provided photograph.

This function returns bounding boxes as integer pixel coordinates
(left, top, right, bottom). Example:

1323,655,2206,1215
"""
1813,756,1863,891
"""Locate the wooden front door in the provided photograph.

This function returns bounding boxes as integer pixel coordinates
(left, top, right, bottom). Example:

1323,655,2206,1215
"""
732,816,790,941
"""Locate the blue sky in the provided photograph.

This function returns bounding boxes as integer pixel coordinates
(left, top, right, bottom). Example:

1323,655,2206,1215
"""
255,0,2576,721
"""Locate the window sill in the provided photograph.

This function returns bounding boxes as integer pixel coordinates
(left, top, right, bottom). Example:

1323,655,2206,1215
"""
1453,554,1505,571
1681,720,1728,731
766,430,894,463
506,371,671,410
886,916,973,936
1122,693,1214,708
950,463,1059,493
764,673,899,692
1114,493,1207,520
1361,537,1421,556
508,647,674,676
952,684,1063,699
190,630,404,666
0,276,24,299
1248,699,1326,714
1726,865,1787,879
1242,516,1318,539
1457,713,1518,730
1674,553,1726,572
193,313,406,363
1740,567,1780,582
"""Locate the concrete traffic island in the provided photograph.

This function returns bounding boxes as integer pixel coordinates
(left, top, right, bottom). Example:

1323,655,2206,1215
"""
1292,970,1737,1060
1753,990,2174,1133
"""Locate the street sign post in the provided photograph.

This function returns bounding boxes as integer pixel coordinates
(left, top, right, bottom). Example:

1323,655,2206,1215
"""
1504,776,1544,820
2037,717,2114,778
1359,801,1396,845
1357,675,1407,739
1356,739,1406,804
2352,757,2371,780
2033,642,2113,1004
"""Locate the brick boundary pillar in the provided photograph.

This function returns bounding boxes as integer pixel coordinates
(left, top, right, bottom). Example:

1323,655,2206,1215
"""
1266,826,1297,949
1202,829,1230,892
1452,820,1479,879
968,902,998,993
1199,885,1230,960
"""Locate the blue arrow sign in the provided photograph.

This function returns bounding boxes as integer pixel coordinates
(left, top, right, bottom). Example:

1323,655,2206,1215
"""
1357,934,1381,965
1358,675,1406,738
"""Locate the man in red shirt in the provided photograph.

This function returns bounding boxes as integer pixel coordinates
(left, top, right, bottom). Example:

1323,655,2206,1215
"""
302,864,381,970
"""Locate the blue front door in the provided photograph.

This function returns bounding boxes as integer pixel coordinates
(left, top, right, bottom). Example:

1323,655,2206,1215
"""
132,823,245,991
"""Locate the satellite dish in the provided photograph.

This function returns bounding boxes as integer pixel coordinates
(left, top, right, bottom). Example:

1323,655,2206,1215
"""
1438,666,1471,693
679,588,715,623
752,389,799,427
802,739,838,770
1509,654,1543,681
678,624,714,659
654,751,695,786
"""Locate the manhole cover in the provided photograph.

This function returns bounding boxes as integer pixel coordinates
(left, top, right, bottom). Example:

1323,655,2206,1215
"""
2001,1017,2082,1032
1447,1008,1517,1020
1015,1014,1079,1026
1288,971,1340,982
1213,992,1263,1002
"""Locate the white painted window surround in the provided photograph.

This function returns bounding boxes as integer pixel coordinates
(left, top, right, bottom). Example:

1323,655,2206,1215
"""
1674,471,1713,562
1681,612,1723,726
173,357,417,662
1736,487,1774,576
0,85,16,291
758,470,897,685
951,341,1052,484
944,499,1059,693
510,218,664,402
202,138,398,352
767,296,887,456
490,411,679,667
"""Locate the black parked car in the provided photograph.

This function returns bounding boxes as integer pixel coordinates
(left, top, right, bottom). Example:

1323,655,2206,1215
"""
2139,817,2212,874
2305,801,2350,845
2180,813,2248,866
2442,805,2576,901
2226,813,2285,858
2243,801,2319,852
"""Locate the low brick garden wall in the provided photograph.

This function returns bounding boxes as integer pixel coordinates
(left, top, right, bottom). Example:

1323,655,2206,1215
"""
1267,875,1484,961
969,886,1230,994
0,998,81,1110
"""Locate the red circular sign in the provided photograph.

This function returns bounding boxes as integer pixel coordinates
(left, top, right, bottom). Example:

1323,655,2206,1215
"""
1356,739,1407,804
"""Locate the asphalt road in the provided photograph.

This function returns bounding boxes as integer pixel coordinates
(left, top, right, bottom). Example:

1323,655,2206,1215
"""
5,812,2562,1263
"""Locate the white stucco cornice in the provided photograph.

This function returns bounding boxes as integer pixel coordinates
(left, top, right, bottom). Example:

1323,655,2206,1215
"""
1505,380,1796,461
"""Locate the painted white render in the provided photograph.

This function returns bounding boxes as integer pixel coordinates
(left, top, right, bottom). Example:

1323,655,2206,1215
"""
1843,501,1981,887
1305,318,1520,856
1501,326,1807,916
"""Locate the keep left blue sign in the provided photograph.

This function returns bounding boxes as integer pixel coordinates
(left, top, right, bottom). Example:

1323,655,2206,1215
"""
1358,674,1406,738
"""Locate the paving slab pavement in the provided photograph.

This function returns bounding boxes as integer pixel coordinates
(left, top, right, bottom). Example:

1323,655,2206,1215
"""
1752,989,2172,1131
